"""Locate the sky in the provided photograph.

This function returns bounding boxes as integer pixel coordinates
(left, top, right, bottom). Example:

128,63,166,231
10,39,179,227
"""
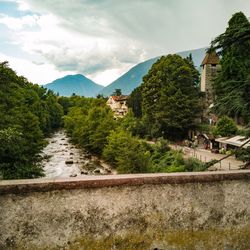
0,0,250,86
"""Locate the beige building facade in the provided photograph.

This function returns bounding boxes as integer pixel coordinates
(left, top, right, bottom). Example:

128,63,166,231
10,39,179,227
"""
107,95,129,118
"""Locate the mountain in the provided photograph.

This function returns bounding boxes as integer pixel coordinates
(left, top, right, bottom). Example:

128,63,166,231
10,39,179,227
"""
44,74,103,97
99,47,207,96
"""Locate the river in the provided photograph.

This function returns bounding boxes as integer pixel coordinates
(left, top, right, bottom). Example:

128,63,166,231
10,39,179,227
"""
41,130,114,179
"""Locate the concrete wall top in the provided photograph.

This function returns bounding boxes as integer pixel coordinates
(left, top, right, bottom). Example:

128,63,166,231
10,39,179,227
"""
0,170,250,195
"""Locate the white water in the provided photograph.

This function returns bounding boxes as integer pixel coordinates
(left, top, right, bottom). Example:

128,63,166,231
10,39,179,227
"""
41,130,113,179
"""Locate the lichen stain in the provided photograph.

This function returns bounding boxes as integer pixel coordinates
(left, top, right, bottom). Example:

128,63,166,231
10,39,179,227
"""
10,226,250,250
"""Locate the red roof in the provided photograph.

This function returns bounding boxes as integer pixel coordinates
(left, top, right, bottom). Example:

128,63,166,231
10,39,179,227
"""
111,95,128,101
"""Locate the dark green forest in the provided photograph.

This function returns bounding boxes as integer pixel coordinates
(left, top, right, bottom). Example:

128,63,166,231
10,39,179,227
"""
0,12,249,180
0,61,63,179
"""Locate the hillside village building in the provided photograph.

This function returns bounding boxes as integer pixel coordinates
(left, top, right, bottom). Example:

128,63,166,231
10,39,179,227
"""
107,95,129,118
200,51,220,123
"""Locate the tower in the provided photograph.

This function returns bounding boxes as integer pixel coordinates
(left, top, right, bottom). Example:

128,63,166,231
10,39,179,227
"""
200,51,220,115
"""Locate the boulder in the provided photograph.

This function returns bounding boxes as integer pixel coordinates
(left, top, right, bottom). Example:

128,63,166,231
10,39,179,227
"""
81,171,88,175
94,169,101,174
65,160,74,164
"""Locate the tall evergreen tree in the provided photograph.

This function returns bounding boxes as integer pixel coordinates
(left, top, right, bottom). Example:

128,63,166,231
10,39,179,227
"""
127,86,143,118
211,12,250,123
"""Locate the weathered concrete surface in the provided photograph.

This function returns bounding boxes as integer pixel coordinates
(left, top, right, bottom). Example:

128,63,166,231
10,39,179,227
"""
0,171,250,250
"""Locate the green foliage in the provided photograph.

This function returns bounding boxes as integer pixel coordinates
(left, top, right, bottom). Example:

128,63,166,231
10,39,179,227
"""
119,110,147,137
213,116,238,137
184,158,208,172
150,150,186,173
103,130,206,174
127,86,143,118
64,97,116,154
197,123,213,134
140,54,201,139
112,88,122,96
0,61,63,179
103,129,151,173
235,147,250,165
211,12,250,123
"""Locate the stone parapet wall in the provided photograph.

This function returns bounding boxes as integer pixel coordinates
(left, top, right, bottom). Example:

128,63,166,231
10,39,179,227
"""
0,171,250,249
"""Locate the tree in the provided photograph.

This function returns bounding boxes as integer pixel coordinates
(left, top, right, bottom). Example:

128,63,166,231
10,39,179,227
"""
0,61,64,179
112,89,122,96
213,116,238,137
236,146,250,169
211,12,250,123
103,129,150,173
64,98,116,154
127,86,143,118
140,54,201,139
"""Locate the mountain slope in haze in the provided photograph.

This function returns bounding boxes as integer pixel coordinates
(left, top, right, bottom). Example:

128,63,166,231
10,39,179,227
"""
44,74,104,97
99,47,207,96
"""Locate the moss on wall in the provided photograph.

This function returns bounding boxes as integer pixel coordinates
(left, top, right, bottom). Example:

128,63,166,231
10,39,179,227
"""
9,226,250,250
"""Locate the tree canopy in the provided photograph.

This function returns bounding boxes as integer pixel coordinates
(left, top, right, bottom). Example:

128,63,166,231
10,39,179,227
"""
211,12,250,123
0,62,63,179
139,54,201,139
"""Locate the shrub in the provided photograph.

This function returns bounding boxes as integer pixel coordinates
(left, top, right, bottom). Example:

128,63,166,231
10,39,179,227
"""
213,116,238,137
103,129,151,173
184,158,207,172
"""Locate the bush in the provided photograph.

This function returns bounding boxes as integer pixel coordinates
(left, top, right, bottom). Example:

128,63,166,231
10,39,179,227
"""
150,150,185,173
213,116,238,137
103,129,151,173
184,158,207,172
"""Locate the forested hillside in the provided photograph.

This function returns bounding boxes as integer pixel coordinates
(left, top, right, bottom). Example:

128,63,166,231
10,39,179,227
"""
0,62,64,179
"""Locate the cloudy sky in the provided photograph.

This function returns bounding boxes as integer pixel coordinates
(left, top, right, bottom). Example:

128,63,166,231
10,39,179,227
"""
0,0,249,86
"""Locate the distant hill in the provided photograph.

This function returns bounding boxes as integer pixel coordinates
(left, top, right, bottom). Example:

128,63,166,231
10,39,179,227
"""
44,74,103,97
99,47,207,96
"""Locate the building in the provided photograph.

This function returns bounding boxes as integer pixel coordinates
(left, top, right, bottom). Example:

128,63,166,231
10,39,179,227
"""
215,136,250,150
106,95,129,118
200,51,220,121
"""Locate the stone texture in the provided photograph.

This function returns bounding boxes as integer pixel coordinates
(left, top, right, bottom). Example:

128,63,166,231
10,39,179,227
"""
0,171,249,249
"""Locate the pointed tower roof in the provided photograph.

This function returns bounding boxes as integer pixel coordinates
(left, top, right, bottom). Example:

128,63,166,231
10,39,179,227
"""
201,51,220,66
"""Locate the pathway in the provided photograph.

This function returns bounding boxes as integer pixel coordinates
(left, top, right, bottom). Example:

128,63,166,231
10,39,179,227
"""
171,145,244,170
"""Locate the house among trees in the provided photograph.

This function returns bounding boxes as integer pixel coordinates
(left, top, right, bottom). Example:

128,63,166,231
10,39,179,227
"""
107,95,129,118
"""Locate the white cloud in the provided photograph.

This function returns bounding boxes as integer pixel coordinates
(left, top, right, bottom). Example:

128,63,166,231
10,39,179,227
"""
0,14,39,30
0,52,74,84
1,0,250,85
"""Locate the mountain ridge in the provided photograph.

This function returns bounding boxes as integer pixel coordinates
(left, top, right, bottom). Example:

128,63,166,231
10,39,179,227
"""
99,47,207,96
45,47,207,97
44,74,103,97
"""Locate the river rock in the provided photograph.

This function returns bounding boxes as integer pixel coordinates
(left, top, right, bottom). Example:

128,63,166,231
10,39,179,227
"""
70,153,74,155
81,171,88,175
70,174,77,177
65,160,74,164
94,169,101,174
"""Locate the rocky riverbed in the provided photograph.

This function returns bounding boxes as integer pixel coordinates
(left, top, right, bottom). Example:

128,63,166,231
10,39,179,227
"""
41,130,114,179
